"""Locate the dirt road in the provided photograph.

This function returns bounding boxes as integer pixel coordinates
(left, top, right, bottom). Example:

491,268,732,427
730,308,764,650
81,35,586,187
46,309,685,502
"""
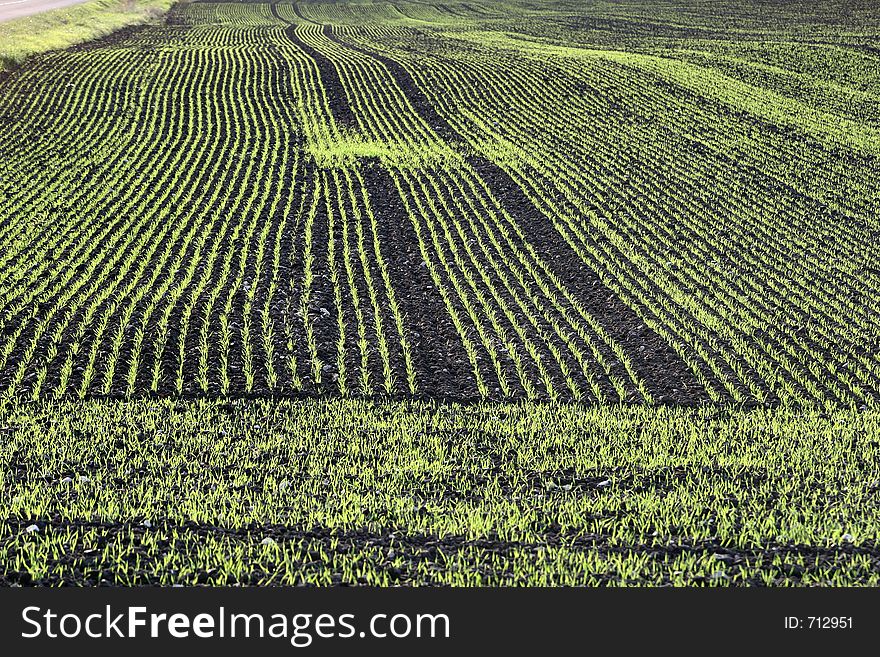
0,0,88,23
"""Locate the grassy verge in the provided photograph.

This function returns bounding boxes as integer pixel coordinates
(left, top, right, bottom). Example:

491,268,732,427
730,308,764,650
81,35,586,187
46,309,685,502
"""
0,0,174,70
1,399,877,586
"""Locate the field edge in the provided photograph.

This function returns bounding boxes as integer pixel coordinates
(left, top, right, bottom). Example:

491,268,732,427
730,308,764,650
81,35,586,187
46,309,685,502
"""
0,0,176,71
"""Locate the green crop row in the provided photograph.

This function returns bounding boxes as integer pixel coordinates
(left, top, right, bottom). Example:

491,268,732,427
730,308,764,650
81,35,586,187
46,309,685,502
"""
0,0,877,406
338,2,880,406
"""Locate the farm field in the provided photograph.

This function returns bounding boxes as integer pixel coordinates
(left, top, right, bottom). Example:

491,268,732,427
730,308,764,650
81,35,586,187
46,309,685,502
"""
2,400,880,586
0,0,879,585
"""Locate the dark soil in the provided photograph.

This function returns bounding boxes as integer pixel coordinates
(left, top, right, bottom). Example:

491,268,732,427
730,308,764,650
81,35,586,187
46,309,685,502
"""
466,158,712,405
273,10,481,400
322,28,708,405
320,28,461,145
272,5,358,130
360,162,480,400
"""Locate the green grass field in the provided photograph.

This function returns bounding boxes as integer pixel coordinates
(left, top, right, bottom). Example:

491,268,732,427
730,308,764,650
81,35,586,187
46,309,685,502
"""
3,401,879,585
1,0,878,585
0,0,174,70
